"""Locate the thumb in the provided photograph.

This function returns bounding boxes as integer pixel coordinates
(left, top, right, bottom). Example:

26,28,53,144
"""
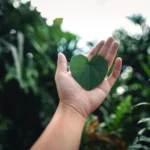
56,52,67,73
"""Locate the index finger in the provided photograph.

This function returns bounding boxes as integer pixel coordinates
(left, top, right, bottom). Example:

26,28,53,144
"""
87,40,105,60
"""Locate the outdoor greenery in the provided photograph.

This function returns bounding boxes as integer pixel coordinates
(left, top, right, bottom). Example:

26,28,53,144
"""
0,0,150,150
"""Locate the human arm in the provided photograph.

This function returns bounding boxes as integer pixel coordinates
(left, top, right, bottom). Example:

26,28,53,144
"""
30,37,122,150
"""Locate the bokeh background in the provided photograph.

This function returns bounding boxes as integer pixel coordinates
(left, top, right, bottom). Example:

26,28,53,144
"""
0,0,150,150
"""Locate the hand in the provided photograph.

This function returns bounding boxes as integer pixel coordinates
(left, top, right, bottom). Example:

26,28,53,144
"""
55,37,122,119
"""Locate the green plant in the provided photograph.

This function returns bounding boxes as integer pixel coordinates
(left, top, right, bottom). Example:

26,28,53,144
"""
128,102,150,150
0,1,80,149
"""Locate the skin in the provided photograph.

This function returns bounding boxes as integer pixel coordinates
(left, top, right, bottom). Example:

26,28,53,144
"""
31,37,122,150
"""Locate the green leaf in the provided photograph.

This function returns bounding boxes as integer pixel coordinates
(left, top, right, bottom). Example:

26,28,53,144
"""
53,18,63,26
70,55,108,90
17,31,24,68
128,144,149,150
127,14,146,25
0,39,23,87
138,127,150,136
138,118,150,124
140,61,150,77
139,136,150,143
132,102,150,110
101,95,132,132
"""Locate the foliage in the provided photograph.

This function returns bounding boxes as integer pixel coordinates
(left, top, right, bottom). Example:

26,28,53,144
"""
81,95,132,150
128,102,150,150
0,0,80,149
80,14,150,150
0,0,150,149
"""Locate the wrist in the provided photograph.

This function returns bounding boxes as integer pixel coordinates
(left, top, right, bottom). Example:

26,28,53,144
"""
58,101,86,123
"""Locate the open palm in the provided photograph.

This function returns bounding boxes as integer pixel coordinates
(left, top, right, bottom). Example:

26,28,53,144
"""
55,37,122,118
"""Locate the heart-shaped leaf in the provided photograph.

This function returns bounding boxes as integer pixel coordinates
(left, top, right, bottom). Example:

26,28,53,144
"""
70,55,108,90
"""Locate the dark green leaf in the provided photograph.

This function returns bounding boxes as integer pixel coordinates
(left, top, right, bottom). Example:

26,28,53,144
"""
138,118,150,124
70,55,108,90
138,127,150,136
132,102,150,110
139,136,150,143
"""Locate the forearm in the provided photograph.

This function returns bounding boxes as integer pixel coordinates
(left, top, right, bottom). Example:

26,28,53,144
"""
31,102,86,150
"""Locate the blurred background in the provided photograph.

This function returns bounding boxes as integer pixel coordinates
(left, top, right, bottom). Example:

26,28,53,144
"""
0,0,150,150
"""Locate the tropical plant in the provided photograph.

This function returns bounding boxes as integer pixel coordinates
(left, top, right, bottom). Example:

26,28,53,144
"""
0,0,150,149
0,0,80,149
128,102,150,150
80,14,150,150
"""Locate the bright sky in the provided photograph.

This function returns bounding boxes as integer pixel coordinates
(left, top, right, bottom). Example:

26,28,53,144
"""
23,0,150,41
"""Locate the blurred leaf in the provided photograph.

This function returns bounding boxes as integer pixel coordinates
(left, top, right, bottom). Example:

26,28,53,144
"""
132,102,150,110
0,39,23,87
140,61,150,76
128,144,149,150
53,18,63,26
138,118,150,124
138,136,150,143
101,95,132,132
138,127,150,136
127,14,146,25
17,31,24,67
0,115,11,132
